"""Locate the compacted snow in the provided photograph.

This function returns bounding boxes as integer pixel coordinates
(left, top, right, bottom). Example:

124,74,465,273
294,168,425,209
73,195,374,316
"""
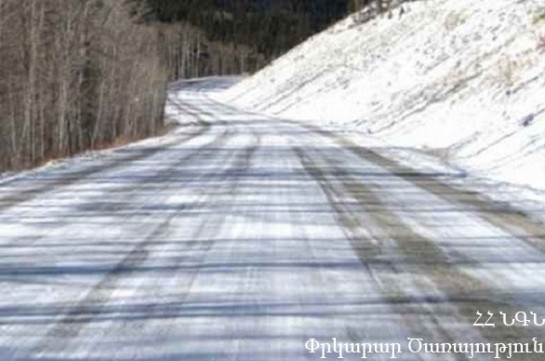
220,0,545,191
2,78,545,360
2,1,545,359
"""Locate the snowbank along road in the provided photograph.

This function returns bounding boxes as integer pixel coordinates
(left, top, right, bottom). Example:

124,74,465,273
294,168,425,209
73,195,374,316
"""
221,0,545,191
1,78,545,360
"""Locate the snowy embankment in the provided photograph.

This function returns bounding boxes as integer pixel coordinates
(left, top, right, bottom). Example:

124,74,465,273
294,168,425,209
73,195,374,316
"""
218,0,545,191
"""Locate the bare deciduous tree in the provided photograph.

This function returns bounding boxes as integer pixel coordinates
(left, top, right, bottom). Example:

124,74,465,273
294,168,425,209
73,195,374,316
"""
0,0,168,171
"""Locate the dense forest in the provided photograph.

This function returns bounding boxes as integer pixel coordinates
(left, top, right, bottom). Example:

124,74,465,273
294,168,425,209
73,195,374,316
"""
127,0,353,79
132,0,349,57
0,0,396,172
0,0,167,171
131,0,401,78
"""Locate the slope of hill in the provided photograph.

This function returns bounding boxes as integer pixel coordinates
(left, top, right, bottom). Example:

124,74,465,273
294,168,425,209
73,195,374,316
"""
219,0,545,191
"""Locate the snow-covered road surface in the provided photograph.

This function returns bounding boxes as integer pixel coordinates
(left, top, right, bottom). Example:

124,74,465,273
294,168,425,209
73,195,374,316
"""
1,79,545,360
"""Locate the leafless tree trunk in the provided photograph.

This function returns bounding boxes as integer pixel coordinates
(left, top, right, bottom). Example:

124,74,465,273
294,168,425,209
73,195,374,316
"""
0,0,168,171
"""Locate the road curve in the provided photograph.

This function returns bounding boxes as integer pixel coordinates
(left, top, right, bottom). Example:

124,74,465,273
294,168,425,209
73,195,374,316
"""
1,78,545,360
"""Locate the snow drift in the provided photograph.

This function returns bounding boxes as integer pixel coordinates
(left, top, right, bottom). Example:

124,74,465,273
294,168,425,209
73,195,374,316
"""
219,0,545,190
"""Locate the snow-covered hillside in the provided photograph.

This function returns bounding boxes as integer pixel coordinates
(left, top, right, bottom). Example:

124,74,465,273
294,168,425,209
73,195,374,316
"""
219,0,545,190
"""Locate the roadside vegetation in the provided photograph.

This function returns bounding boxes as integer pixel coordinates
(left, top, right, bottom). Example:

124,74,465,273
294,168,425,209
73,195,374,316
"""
0,0,401,172
0,0,167,171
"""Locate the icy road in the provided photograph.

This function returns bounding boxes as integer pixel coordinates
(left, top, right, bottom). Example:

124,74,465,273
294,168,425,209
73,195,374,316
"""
1,78,545,360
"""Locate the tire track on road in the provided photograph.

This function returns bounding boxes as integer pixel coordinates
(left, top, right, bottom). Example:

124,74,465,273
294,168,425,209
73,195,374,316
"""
0,127,210,214
24,108,262,359
0,92,224,214
295,146,543,361
23,127,237,358
299,122,545,257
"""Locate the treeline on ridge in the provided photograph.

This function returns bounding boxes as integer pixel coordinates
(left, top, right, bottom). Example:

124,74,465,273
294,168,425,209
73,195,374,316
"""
128,0,349,76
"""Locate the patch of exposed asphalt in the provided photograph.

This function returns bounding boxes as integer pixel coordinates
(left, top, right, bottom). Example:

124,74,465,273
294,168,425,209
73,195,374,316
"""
295,146,543,360
306,123,545,257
